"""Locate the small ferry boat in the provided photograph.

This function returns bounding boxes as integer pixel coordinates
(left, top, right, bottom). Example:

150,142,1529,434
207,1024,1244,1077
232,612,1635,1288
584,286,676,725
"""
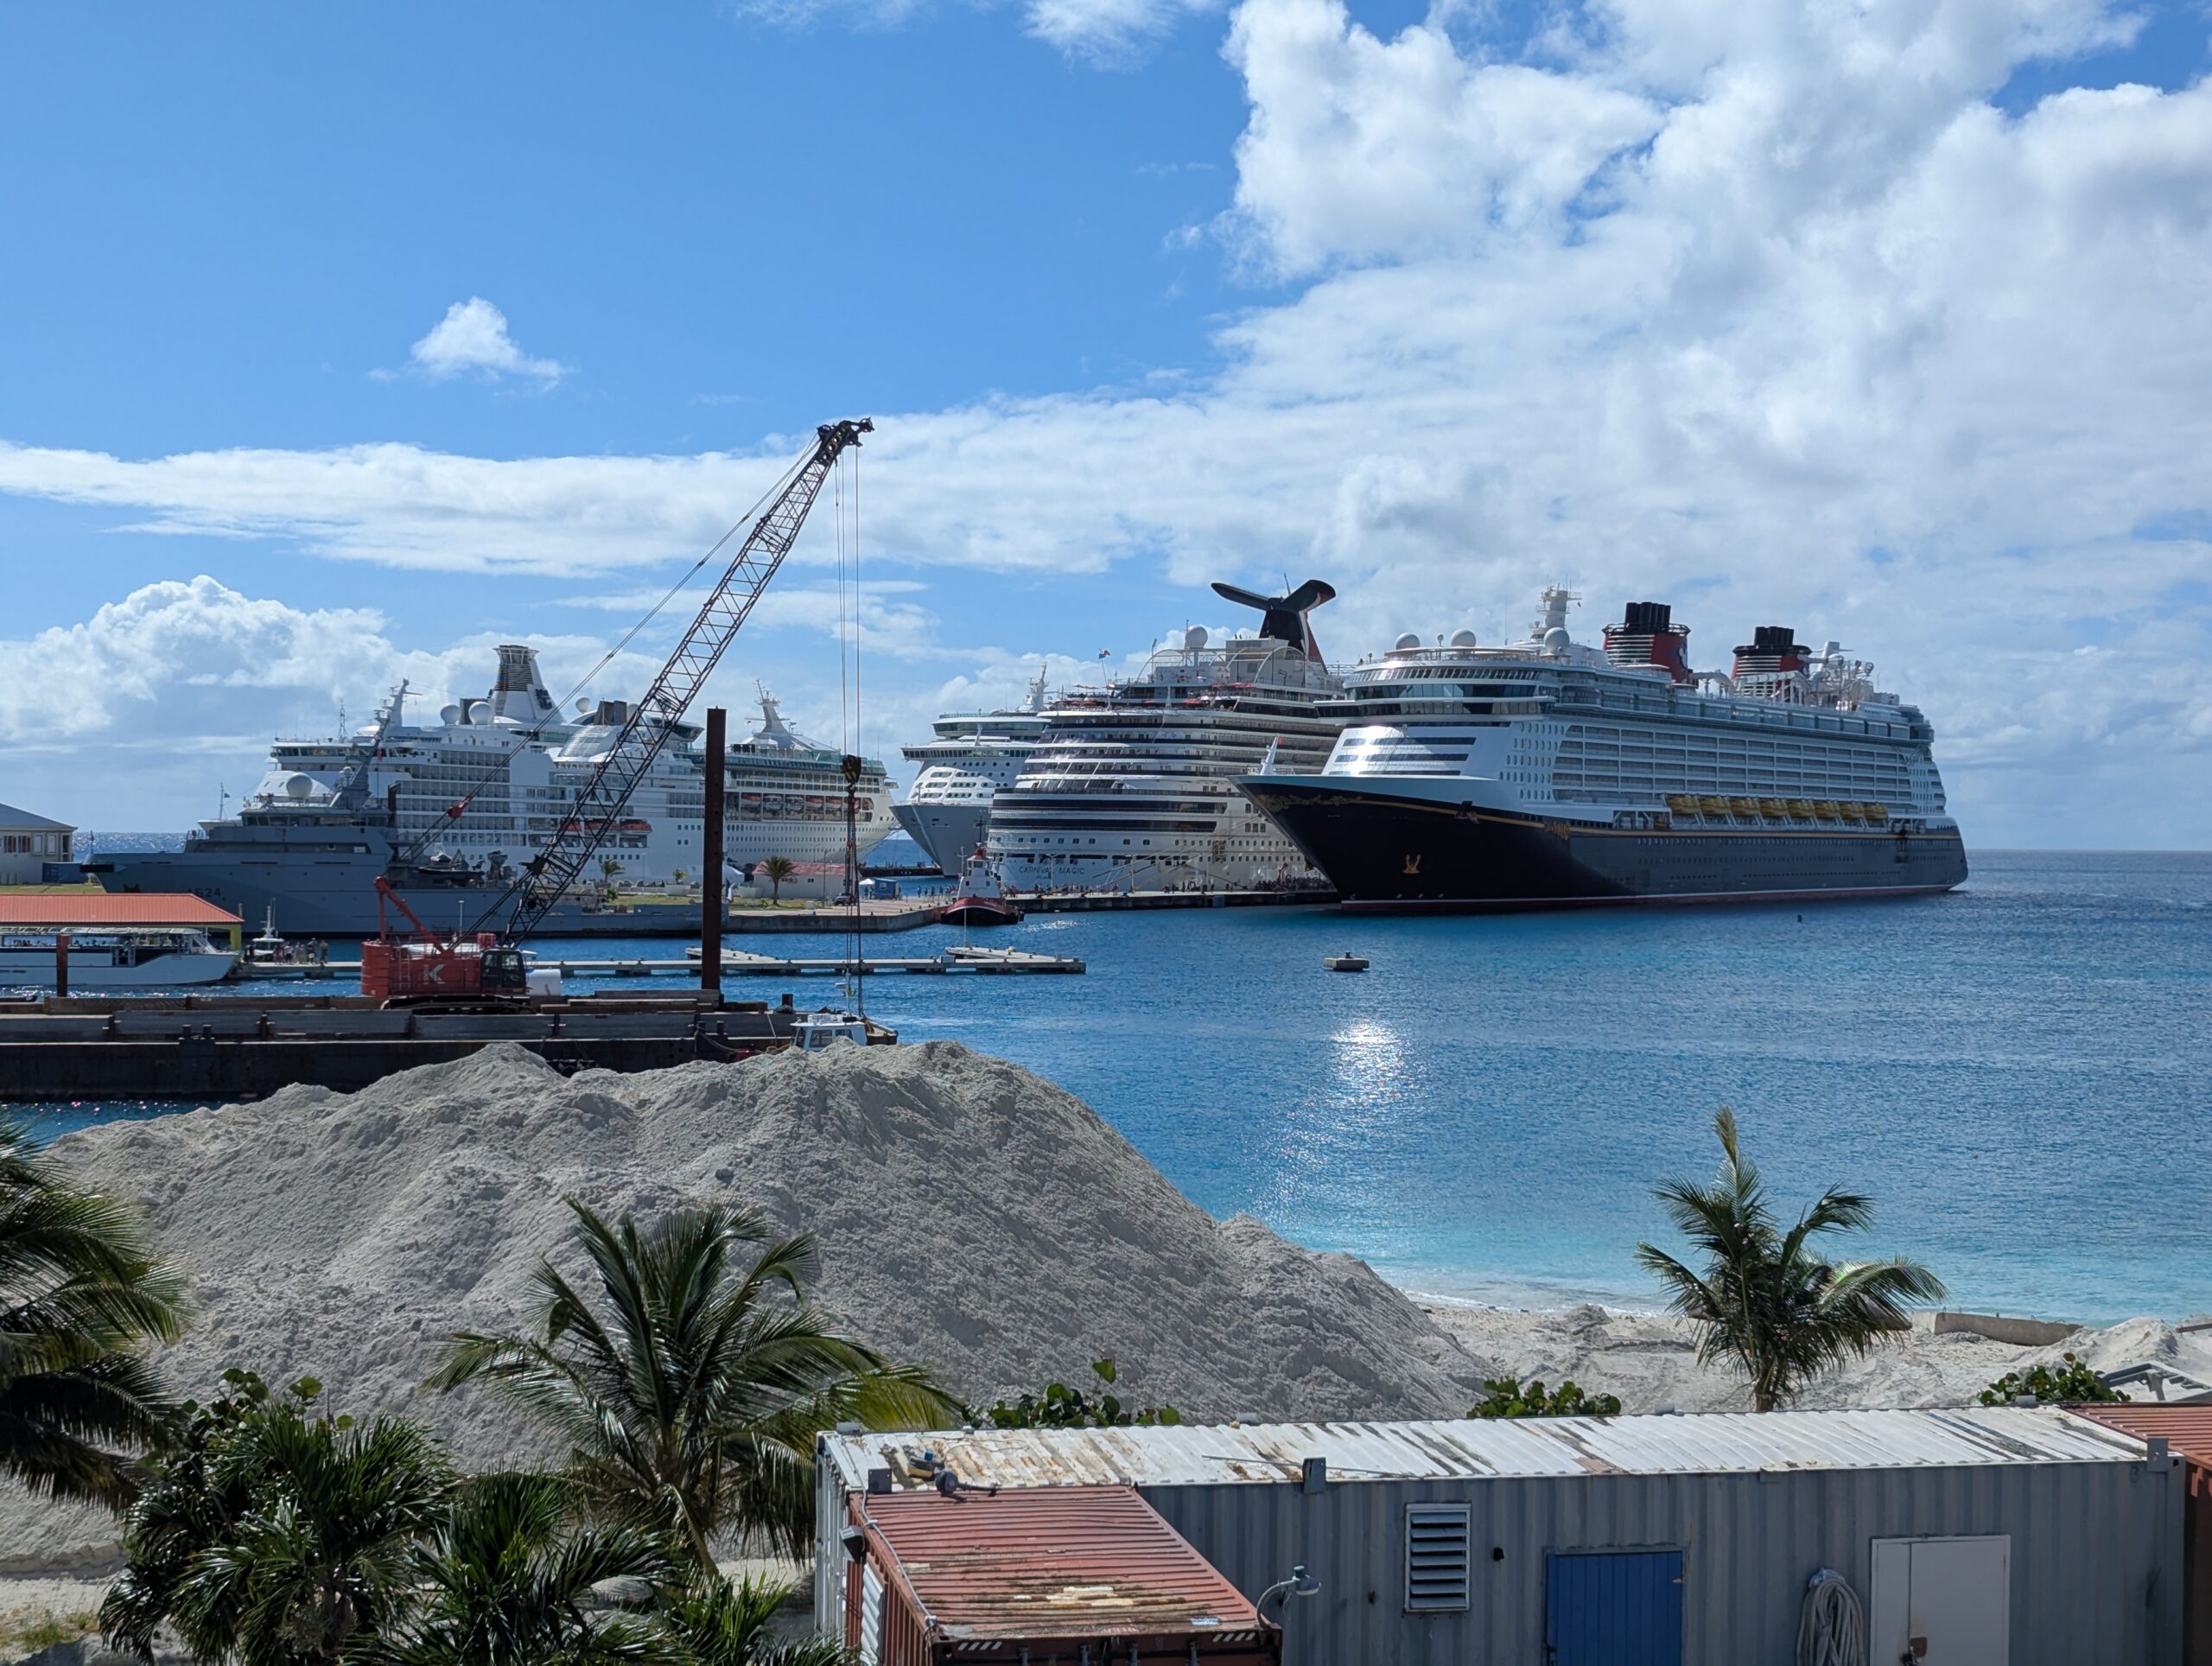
939,849,1022,929
0,929,238,989
237,907,314,979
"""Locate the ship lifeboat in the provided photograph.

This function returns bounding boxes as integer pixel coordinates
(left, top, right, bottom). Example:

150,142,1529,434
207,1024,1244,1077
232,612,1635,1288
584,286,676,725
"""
1729,798,1761,818
1815,801,1844,822
1789,799,1818,820
1699,796,1730,817
1758,799,1789,820
1864,803,1891,824
1666,794,1700,816
1837,801,1866,822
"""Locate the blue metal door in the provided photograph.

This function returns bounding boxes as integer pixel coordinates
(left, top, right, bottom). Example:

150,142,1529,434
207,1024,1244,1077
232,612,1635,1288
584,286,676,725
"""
1545,1549,1684,1666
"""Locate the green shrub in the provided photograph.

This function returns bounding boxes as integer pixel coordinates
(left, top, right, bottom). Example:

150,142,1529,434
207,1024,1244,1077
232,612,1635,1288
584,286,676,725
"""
1469,1377,1622,1419
1979,1351,2126,1406
983,1358,1181,1428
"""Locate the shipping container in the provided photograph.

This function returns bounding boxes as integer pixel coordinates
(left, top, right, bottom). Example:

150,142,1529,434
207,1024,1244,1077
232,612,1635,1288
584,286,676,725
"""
2075,1404,2212,1666
821,1408,2189,1665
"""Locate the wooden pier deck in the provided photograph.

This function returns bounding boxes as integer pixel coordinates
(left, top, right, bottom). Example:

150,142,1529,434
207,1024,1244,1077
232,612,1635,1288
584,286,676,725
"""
254,944,1085,982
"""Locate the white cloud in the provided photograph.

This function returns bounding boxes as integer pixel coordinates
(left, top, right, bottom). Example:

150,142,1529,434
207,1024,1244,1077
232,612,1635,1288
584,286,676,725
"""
3,0,2212,843
398,296,568,385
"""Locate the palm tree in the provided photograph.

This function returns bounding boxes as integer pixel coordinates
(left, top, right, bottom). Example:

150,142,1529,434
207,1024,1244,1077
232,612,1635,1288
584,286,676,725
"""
661,1574,853,1666
381,1471,680,1666
1635,1109,1946,1411
104,1375,453,1663
432,1202,960,1567
758,856,795,906
599,858,625,898
0,1118,188,1507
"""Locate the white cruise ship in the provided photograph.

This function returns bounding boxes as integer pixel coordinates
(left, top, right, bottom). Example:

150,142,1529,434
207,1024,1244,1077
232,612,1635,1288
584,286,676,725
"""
90,647,893,933
1241,588,1967,909
894,670,1053,873
987,582,1344,894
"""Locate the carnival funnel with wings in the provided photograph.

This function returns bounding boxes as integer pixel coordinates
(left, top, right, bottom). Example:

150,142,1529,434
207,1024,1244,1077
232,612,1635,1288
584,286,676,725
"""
1210,578,1337,667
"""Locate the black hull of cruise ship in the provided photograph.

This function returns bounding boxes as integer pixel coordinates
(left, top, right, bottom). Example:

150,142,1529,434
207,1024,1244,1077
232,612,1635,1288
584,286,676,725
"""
1243,782,1968,911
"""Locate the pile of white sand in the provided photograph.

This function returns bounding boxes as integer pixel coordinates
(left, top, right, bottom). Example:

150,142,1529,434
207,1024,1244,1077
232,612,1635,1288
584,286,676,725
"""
2,1041,1487,1570
1423,1301,2212,1414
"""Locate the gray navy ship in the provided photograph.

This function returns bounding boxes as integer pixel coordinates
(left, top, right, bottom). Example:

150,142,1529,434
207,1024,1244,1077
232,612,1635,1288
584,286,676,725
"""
1240,588,1967,910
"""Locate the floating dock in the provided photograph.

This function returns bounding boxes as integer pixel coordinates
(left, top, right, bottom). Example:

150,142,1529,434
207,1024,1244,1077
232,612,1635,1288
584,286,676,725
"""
0,992,894,1101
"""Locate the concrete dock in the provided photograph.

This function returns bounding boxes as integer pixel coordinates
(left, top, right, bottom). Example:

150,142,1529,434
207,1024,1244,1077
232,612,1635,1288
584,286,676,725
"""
1016,887,1336,912
256,945,1084,982
0,992,895,1101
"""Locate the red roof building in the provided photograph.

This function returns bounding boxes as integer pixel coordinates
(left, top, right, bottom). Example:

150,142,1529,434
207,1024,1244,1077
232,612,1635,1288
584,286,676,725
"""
0,894,244,929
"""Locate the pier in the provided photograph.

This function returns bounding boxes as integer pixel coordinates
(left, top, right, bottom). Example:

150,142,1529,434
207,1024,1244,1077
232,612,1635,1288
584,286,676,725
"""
1016,887,1336,912
267,944,1085,982
0,991,897,1101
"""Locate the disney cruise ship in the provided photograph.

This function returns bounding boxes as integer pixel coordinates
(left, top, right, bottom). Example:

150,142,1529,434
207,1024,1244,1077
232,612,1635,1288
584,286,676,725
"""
1240,589,1967,909
91,647,892,933
987,582,1344,893
893,670,1054,874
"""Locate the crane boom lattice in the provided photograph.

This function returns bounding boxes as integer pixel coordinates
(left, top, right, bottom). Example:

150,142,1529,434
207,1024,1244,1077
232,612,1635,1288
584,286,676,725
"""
483,417,872,942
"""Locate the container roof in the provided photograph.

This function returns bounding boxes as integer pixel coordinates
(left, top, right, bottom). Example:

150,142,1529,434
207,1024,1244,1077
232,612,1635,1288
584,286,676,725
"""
827,1408,2150,1492
0,894,243,926
860,1485,1271,1644
2069,1404,2212,1466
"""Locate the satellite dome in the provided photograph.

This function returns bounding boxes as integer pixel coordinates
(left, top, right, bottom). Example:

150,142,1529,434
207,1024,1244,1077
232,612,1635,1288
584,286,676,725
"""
439,704,461,725
282,773,315,800
1185,625,1210,651
1449,628,1478,649
467,700,493,724
1393,632,1421,652
1543,626,1571,653
576,698,594,715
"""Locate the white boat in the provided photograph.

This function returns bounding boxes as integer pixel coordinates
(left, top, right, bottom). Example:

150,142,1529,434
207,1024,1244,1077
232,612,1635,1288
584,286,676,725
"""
0,929,238,989
87,652,895,934
792,1010,871,1051
237,906,312,979
895,670,1054,874
988,581,1344,895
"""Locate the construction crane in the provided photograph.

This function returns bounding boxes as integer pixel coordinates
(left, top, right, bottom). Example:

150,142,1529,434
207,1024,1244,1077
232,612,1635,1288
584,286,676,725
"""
362,417,872,1001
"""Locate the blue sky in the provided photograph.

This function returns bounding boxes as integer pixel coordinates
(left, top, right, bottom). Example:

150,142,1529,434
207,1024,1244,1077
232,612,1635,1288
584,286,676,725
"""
3,0,2210,842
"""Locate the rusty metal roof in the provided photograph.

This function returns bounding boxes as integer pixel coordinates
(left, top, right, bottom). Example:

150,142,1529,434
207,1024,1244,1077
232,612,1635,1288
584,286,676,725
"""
0,894,242,926
2069,1404,2212,1466
861,1484,1271,1644
826,1408,2151,1493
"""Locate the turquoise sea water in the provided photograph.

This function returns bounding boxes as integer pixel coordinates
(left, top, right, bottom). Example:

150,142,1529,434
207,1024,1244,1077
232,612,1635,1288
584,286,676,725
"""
19,851,2210,1323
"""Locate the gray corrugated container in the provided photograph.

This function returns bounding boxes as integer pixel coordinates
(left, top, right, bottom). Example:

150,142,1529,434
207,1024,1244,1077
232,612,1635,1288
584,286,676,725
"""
819,1410,2188,1663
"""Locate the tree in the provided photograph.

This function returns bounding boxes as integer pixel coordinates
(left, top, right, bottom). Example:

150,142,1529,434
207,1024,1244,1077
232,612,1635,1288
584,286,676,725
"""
758,856,795,906
104,1371,453,1663
982,1359,1180,1428
1469,1377,1621,1419
599,859,625,896
1634,1109,1945,1412
432,1201,961,1568
659,1575,852,1666
380,1471,680,1666
0,1117,188,1508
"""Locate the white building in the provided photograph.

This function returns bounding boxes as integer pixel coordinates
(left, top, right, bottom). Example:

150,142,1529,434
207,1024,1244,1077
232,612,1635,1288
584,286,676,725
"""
0,803,74,884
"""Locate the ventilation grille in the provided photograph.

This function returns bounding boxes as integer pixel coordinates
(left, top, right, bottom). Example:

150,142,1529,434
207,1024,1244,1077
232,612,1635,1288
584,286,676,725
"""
1404,1503,1472,1612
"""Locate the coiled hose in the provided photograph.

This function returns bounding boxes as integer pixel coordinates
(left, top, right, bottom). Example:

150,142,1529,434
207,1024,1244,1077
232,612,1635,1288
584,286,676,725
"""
1797,1567,1866,1666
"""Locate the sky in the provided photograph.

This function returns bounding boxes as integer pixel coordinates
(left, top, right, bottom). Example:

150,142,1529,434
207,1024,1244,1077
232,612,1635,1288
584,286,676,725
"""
1,0,2208,845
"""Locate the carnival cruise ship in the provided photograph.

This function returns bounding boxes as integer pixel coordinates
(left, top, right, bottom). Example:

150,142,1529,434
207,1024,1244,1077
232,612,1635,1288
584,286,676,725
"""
1240,589,1967,909
987,581,1344,893
90,647,893,933
893,670,1053,873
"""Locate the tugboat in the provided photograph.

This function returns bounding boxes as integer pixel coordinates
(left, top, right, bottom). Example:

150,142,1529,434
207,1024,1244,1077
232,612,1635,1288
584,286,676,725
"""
940,848,1022,929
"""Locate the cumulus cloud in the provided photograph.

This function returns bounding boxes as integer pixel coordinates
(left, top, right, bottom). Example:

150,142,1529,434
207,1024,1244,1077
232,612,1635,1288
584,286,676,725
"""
397,296,568,385
3,0,2211,842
